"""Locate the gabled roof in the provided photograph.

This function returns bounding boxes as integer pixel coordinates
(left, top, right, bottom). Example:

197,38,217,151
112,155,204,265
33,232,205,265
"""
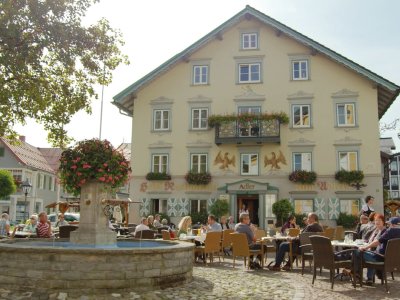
117,143,132,162
113,5,399,119
0,138,56,174
38,148,63,172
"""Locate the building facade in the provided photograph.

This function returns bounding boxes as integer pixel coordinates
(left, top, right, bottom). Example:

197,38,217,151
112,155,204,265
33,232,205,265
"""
389,153,400,199
113,6,400,227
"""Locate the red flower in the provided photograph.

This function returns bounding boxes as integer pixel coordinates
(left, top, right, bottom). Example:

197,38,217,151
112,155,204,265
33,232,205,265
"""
82,164,91,169
71,165,78,170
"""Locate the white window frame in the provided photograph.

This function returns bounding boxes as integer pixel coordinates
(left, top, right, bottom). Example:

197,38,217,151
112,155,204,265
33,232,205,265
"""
292,104,311,128
294,199,314,214
152,198,168,214
190,154,208,173
241,32,258,50
339,199,360,216
336,103,355,127
292,152,312,171
338,151,358,171
238,63,261,83
240,153,259,175
193,65,209,85
190,199,208,214
292,60,309,80
191,108,208,130
152,154,169,173
153,109,170,131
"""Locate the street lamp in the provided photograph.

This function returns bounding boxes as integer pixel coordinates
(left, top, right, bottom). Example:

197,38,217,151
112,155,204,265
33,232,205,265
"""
21,180,32,222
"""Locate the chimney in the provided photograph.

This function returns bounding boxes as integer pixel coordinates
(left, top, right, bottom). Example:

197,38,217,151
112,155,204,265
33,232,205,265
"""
19,136,26,142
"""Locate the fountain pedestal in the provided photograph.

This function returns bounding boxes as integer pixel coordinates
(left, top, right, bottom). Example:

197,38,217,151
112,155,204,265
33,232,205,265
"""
70,181,116,245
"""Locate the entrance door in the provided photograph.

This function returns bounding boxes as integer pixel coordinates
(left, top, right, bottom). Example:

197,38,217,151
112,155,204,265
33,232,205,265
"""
237,195,259,225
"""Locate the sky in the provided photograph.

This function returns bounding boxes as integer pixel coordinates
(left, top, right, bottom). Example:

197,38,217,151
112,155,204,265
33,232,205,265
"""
16,0,400,150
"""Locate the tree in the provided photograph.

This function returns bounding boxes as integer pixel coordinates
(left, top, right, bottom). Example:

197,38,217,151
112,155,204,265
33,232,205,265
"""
208,199,229,219
0,0,129,147
272,199,294,227
0,169,16,199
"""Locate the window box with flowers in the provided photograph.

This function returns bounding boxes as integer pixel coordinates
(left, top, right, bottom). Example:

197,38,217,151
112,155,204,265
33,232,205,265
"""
185,171,212,185
59,139,131,196
146,172,171,181
335,170,364,185
288,170,317,184
207,112,289,128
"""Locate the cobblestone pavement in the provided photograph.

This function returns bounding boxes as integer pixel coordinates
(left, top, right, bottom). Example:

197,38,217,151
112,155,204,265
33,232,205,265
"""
1,257,399,300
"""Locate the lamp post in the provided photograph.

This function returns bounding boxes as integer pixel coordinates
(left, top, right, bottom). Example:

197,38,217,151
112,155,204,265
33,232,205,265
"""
21,180,32,222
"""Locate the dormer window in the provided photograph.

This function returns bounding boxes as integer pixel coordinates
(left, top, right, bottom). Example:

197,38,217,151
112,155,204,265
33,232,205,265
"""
242,32,258,50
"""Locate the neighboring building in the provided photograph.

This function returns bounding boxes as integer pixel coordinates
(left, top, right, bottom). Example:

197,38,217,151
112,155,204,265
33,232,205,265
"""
113,6,400,226
380,137,395,193
116,142,132,198
0,136,67,222
389,152,400,200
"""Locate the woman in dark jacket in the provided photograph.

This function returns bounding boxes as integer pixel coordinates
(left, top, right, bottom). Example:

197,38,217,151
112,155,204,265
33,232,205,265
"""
281,215,296,235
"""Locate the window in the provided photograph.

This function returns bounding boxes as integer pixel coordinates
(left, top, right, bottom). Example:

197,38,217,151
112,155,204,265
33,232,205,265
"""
238,106,261,137
152,198,168,214
190,199,207,214
340,199,359,216
391,177,399,190
293,152,312,171
390,160,398,175
0,147,4,157
191,108,208,130
191,154,207,173
242,33,258,49
337,103,355,126
294,199,313,214
153,110,170,130
292,60,308,80
193,65,208,85
241,153,258,175
152,154,168,173
339,151,358,171
292,104,310,128
239,63,260,83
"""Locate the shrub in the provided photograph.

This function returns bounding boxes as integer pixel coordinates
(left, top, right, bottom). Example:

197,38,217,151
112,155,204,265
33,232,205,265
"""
288,170,317,184
0,169,17,198
190,211,208,225
145,172,171,181
335,170,364,184
185,171,211,185
336,212,358,229
272,199,294,227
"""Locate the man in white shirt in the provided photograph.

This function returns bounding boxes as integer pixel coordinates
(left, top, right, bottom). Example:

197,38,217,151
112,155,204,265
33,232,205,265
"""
134,217,150,235
205,214,222,232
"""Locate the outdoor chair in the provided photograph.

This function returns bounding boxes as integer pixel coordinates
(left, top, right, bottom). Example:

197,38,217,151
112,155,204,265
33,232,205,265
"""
134,230,155,239
288,228,300,237
58,225,78,238
255,229,266,239
298,232,318,275
322,227,335,240
161,230,171,240
334,226,345,240
310,235,356,289
230,233,263,269
221,229,234,259
194,231,222,265
361,238,400,293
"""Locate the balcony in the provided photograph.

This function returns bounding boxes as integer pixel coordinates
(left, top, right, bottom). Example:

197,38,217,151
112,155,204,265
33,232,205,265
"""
214,120,281,145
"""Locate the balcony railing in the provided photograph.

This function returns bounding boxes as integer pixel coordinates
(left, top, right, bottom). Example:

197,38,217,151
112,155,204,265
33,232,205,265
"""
214,119,281,145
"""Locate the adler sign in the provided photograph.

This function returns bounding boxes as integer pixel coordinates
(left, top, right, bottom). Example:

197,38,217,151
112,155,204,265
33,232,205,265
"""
239,183,255,190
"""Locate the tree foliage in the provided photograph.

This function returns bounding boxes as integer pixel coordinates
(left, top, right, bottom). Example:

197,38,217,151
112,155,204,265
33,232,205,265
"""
0,169,16,198
272,199,294,227
209,199,229,219
0,0,129,147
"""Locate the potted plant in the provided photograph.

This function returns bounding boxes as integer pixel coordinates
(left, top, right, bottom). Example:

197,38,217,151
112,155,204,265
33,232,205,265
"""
288,170,317,184
208,199,229,219
335,170,364,185
59,139,131,196
185,171,211,185
272,199,294,227
145,172,171,181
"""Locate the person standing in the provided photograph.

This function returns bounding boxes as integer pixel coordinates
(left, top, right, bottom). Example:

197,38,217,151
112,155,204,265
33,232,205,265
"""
360,195,375,217
0,213,10,237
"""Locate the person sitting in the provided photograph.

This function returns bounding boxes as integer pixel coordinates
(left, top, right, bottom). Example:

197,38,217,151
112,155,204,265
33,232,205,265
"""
227,215,235,230
268,212,323,271
134,217,150,235
204,214,222,232
220,216,229,230
235,213,265,269
177,216,192,236
55,213,68,227
281,215,296,235
147,215,155,229
365,214,386,245
153,214,162,228
0,213,10,238
355,214,369,239
357,216,400,285
23,215,38,233
36,212,52,238
362,212,377,241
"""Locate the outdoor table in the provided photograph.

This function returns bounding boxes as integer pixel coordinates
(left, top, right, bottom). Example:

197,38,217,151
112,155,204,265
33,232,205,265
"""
262,235,297,269
12,231,36,238
179,234,206,244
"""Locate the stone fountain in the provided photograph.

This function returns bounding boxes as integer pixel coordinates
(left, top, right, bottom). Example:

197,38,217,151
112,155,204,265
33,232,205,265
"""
0,182,194,297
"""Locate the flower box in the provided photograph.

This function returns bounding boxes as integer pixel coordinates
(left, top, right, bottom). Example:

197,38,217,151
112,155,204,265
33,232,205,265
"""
335,170,364,184
185,171,211,185
288,170,317,184
145,172,171,181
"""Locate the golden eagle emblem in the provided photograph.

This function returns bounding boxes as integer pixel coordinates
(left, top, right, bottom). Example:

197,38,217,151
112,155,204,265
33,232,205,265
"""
264,150,287,170
214,151,236,170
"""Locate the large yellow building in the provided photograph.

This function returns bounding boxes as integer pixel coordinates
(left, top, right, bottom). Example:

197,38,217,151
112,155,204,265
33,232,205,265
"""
113,6,399,227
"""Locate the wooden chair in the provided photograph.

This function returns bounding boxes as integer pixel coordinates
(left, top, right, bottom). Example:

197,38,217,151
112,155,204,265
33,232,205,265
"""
134,230,155,239
255,229,266,239
322,227,335,239
161,230,171,240
288,228,300,237
58,225,78,238
361,238,400,293
194,231,222,265
230,233,263,269
334,226,344,240
310,235,356,289
221,229,234,260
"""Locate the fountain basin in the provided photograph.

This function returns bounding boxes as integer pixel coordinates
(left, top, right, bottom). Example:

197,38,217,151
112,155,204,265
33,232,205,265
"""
0,238,194,296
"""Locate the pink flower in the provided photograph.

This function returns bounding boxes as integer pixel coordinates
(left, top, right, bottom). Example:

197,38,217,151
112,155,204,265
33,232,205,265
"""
99,177,106,182
103,163,108,167
71,165,78,170
82,164,91,169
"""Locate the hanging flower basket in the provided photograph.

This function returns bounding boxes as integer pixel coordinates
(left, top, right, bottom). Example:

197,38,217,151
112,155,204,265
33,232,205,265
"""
59,139,131,196
185,171,212,185
207,112,289,128
288,170,317,184
145,172,171,181
335,170,364,184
